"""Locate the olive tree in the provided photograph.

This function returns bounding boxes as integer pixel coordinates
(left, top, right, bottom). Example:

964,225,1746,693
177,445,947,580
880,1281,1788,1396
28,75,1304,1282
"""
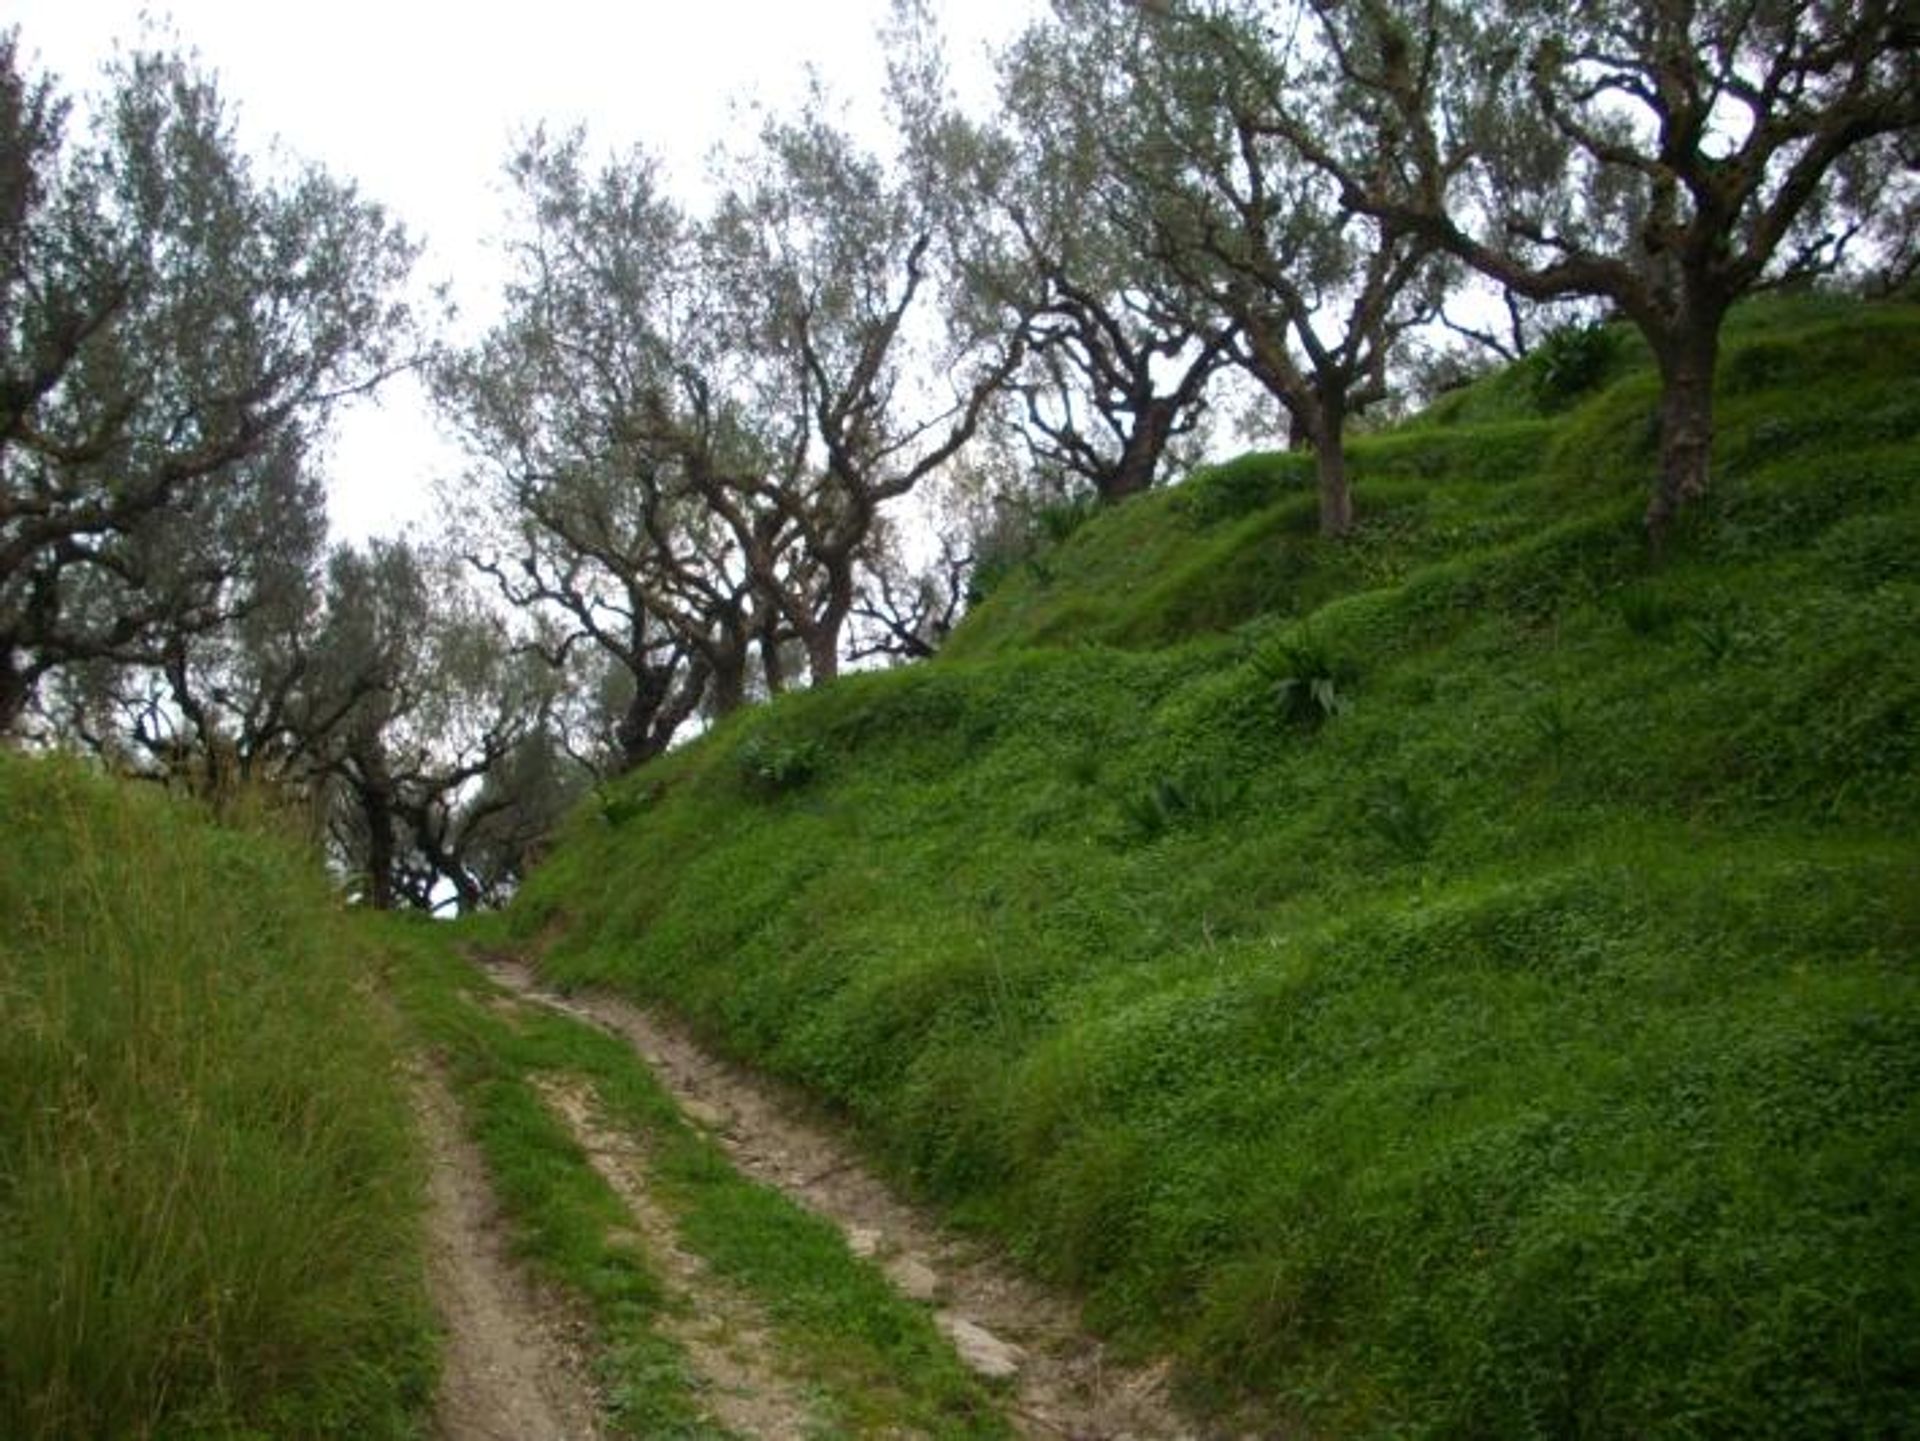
448,95,1022,706
31,431,337,795
701,100,1026,681
0,36,417,731
438,129,806,768
943,21,1236,505
311,540,565,912
1283,0,1920,537
1023,0,1449,537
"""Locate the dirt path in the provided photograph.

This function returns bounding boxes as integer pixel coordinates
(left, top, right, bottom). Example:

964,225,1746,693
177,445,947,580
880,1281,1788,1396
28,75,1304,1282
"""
412,1064,605,1441
536,1074,824,1438
480,956,1217,1441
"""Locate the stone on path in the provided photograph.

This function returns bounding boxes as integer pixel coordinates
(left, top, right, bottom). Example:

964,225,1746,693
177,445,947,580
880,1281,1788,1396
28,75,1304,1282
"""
885,1254,942,1302
937,1314,1024,1380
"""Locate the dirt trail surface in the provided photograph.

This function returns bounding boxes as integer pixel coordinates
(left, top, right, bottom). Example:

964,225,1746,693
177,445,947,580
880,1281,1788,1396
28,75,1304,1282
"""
412,1064,606,1441
537,1073,824,1437
481,956,1220,1440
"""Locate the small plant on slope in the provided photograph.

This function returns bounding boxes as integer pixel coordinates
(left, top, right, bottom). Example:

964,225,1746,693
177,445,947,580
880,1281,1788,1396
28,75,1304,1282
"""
1361,777,1444,860
1253,629,1356,727
737,734,823,797
1617,583,1687,638
1119,770,1245,841
1532,320,1620,408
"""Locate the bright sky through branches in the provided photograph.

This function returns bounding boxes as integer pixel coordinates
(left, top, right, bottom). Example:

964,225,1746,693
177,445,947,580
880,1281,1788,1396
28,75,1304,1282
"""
11,1,1033,542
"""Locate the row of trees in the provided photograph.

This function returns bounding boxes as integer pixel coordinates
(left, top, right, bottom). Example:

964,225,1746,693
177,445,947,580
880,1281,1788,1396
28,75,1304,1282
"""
433,110,1023,771
979,0,1917,536
0,36,574,905
4,4,1914,906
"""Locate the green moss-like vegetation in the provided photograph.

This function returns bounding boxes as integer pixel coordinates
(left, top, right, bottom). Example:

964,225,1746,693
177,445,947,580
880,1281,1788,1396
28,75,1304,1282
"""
0,758,434,1439
512,292,1920,1434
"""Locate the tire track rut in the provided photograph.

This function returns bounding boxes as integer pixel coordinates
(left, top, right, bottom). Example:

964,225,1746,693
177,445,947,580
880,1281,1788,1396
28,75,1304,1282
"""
413,1062,606,1441
535,1073,823,1438
480,955,1222,1440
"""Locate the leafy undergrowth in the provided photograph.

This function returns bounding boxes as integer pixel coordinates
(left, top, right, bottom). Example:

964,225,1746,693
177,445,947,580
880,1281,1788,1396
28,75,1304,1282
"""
512,293,1920,1435
379,916,1009,1439
0,757,433,1439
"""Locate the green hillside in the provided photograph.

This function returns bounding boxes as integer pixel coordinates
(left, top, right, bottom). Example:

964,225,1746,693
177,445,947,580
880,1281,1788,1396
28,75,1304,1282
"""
0,760,433,1439
511,293,1920,1435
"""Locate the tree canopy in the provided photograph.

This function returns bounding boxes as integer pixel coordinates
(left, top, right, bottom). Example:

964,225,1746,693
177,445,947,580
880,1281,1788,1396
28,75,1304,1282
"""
0,36,417,731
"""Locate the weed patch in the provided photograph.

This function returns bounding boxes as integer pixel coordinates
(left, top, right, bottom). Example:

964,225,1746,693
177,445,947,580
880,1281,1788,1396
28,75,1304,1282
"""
1252,627,1356,727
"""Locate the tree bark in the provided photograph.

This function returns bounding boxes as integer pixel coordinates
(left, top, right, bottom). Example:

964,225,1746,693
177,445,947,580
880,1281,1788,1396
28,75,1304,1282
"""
803,568,855,686
1100,401,1175,503
707,653,746,718
364,792,397,911
0,649,30,736
1647,320,1723,544
615,670,669,773
759,626,789,695
1315,440,1354,538
1286,397,1314,453
1311,391,1354,539
805,628,840,685
436,845,481,914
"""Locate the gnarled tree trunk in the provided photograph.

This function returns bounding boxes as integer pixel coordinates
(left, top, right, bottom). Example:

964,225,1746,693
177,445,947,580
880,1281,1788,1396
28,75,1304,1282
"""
1309,389,1354,539
361,785,397,911
1100,400,1177,503
0,649,31,736
1647,316,1723,544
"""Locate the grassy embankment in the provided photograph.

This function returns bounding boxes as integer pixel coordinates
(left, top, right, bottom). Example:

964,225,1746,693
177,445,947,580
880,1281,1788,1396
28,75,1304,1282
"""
509,292,1920,1435
0,758,434,1439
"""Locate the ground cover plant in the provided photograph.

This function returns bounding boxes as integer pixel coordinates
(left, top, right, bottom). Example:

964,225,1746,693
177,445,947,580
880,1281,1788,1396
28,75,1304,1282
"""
0,758,434,1439
511,293,1920,1435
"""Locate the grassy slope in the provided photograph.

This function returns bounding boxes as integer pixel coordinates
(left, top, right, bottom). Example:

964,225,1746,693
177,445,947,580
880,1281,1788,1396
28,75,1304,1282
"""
513,294,1920,1436
0,758,434,1439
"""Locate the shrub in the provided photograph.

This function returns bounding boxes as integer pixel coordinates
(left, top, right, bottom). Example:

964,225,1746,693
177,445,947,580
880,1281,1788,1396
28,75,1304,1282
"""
1525,693,1577,754
1617,583,1687,638
1686,612,1742,663
966,490,1101,603
1064,747,1103,787
737,734,824,796
1252,629,1356,727
1037,494,1101,544
1532,321,1620,408
1119,770,1244,841
597,780,663,827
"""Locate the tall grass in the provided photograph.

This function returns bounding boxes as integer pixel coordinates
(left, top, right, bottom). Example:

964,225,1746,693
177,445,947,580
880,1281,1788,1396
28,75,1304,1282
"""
0,756,433,1438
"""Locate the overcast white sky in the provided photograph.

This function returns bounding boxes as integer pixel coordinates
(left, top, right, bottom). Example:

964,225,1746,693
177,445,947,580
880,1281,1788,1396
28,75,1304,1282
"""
9,1,1034,542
